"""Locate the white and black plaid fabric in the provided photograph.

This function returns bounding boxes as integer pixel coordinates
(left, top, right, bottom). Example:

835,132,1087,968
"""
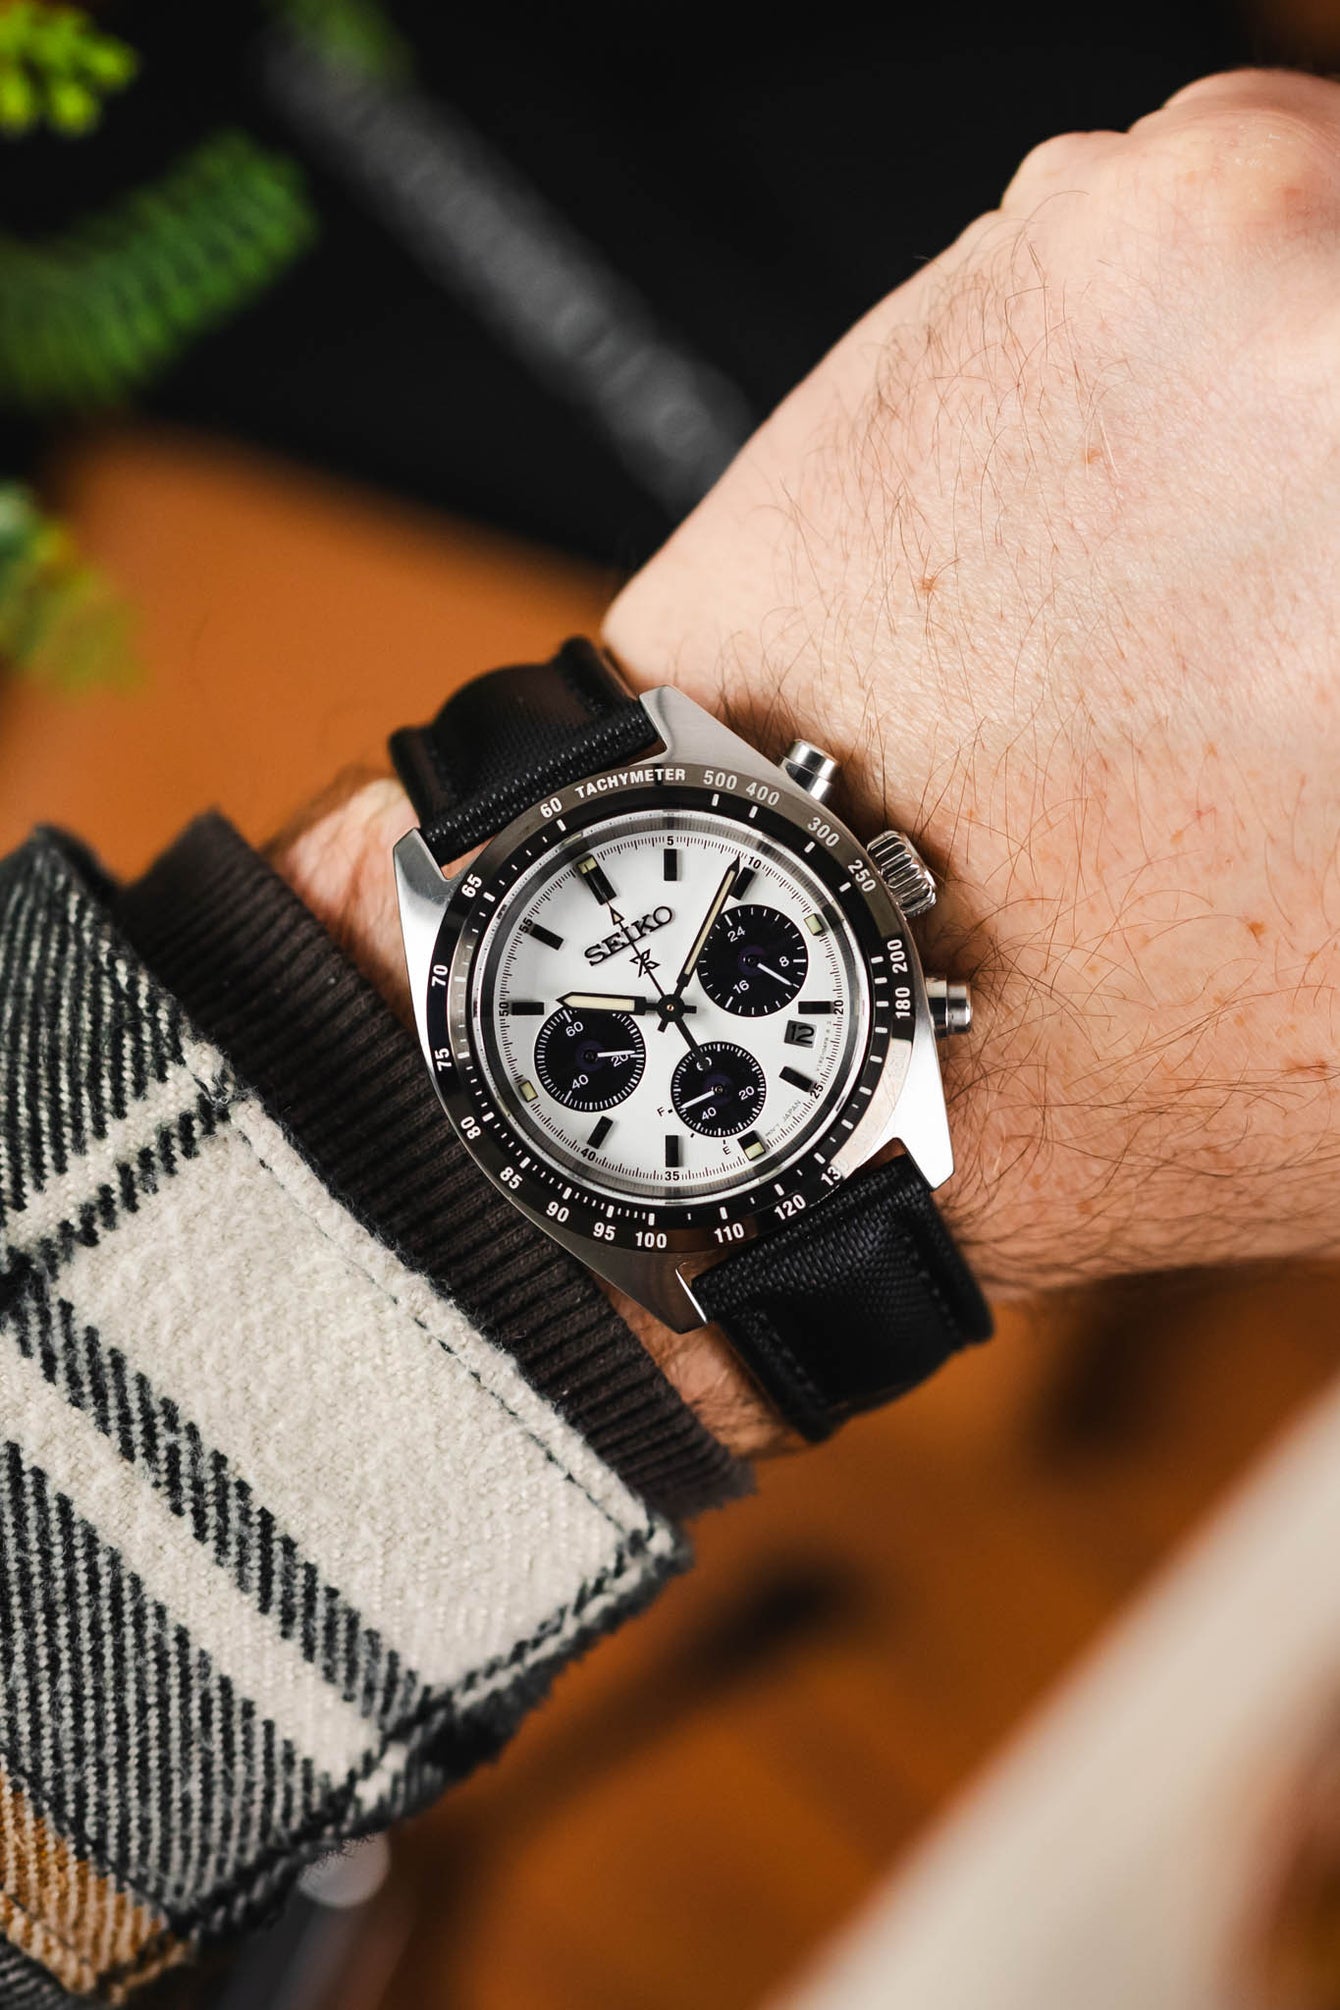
0,834,685,2002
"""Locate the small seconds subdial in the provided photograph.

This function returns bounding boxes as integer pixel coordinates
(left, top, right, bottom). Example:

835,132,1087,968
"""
672,1041,767,1137
699,904,808,1017
534,1007,644,1112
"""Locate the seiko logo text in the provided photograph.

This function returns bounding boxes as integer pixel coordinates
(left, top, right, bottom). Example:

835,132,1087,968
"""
585,906,674,965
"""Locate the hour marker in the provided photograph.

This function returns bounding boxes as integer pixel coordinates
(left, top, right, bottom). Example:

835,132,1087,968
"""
738,1130,767,1160
576,856,617,904
784,1019,817,1048
730,865,757,901
803,911,828,937
586,1116,613,1152
664,1133,682,1169
518,1079,539,1103
506,1001,545,1016
799,999,835,1013
525,921,564,951
663,848,679,881
780,1066,818,1095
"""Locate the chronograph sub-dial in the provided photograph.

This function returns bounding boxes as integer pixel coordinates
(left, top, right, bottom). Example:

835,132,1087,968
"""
534,1008,645,1113
671,1041,767,1138
698,904,808,1017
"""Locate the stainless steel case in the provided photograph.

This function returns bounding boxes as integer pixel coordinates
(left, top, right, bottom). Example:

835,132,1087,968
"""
394,687,954,1332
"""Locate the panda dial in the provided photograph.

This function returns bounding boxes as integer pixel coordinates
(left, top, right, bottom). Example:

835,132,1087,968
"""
476,806,866,1204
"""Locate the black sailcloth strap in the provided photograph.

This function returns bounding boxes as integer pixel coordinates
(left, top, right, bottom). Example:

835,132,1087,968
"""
391,640,992,1441
390,637,659,863
696,1155,992,1442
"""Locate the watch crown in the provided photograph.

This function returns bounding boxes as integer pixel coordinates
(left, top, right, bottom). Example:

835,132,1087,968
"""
867,829,937,916
781,739,841,804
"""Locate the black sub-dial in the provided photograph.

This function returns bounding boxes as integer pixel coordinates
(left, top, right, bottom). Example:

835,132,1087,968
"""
671,1041,767,1138
698,904,808,1017
533,1008,644,1113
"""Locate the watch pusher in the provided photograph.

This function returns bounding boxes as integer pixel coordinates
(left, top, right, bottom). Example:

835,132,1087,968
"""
925,976,973,1037
780,738,841,803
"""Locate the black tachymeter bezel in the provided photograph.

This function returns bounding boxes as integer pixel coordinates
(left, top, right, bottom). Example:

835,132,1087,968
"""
422,777,917,1258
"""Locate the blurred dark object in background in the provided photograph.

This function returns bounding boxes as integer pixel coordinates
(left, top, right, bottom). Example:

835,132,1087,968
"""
1,0,1294,573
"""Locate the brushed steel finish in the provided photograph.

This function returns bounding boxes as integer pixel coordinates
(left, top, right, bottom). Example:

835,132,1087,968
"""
868,829,937,917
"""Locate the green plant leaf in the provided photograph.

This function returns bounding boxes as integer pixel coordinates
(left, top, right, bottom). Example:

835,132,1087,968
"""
0,131,319,414
0,483,135,690
0,3,137,139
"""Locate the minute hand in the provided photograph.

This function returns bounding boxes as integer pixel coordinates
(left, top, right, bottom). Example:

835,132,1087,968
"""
670,859,739,1000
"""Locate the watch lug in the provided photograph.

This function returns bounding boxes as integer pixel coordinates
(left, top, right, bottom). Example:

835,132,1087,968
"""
393,828,451,1061
889,1016,956,1189
830,946,956,1191
501,1195,707,1332
639,685,798,792
572,1237,708,1334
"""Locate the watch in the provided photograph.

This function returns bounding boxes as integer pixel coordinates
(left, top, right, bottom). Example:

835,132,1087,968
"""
391,638,991,1442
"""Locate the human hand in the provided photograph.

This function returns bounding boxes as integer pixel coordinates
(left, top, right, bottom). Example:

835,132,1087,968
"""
606,68,1340,1295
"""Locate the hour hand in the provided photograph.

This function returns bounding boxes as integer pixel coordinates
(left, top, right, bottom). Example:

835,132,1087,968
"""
558,990,644,1013
559,990,696,1018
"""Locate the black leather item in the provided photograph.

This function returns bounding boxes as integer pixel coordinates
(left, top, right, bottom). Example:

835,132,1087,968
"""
696,1156,993,1442
390,637,660,862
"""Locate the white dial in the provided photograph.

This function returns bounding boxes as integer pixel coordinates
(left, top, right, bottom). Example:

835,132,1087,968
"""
473,809,868,1203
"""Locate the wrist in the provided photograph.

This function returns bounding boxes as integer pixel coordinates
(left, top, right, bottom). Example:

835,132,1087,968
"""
266,770,418,1024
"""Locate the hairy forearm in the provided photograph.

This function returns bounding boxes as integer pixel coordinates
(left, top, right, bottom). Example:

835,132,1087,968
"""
602,69,1340,1293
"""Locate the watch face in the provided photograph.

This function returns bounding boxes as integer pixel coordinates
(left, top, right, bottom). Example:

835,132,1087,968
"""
422,775,917,1253
474,807,867,1204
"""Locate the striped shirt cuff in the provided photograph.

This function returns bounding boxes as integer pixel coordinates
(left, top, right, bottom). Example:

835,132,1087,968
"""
0,832,703,2000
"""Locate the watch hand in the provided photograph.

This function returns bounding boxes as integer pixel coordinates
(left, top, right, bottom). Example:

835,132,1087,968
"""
559,990,643,1013
594,1049,638,1060
756,963,787,985
678,1087,720,1110
667,859,739,1008
645,964,700,1050
558,991,696,1017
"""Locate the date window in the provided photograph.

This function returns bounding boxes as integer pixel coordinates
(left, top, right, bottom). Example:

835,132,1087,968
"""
784,1019,816,1048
